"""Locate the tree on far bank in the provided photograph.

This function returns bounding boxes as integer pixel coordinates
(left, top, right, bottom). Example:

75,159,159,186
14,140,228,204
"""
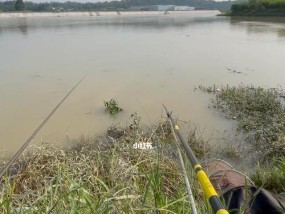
15,0,25,11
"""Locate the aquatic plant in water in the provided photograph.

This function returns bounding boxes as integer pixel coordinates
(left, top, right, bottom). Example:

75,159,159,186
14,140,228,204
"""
104,98,123,115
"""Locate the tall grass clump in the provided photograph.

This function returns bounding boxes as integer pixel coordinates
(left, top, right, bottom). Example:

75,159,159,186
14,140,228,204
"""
0,118,211,213
251,156,285,193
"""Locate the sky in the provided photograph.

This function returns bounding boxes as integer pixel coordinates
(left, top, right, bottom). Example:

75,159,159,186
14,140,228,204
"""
0,0,232,2
1,0,118,1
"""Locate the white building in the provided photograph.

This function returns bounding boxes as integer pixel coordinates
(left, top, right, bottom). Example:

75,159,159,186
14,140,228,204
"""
174,6,195,11
130,5,175,11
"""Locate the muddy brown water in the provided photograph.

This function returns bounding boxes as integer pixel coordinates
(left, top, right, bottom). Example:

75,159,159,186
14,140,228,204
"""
0,11,285,154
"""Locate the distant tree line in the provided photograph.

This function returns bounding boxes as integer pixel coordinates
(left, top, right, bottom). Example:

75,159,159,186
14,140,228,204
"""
231,0,285,13
0,0,239,12
15,0,25,11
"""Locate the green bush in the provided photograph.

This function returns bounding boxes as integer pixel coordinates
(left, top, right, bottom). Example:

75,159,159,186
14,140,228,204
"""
231,3,250,12
231,0,285,13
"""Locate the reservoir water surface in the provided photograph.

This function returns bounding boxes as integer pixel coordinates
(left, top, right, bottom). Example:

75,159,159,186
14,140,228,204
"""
1,11,285,153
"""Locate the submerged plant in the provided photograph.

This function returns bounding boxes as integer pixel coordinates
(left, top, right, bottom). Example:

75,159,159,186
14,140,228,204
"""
104,98,123,115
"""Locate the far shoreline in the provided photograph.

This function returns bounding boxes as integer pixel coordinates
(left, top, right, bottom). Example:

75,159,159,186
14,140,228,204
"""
0,10,221,18
221,13,285,17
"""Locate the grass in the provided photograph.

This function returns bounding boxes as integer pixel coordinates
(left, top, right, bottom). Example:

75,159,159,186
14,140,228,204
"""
104,98,123,115
251,156,285,193
0,118,212,213
187,128,211,159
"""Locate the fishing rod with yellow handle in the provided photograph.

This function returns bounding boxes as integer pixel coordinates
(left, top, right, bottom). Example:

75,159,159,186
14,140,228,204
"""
163,105,229,214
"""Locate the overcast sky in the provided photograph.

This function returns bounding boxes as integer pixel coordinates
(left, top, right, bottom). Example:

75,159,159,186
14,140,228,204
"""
0,0,231,3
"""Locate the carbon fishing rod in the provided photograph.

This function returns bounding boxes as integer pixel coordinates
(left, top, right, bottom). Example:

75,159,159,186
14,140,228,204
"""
0,76,86,178
166,115,197,214
163,105,229,214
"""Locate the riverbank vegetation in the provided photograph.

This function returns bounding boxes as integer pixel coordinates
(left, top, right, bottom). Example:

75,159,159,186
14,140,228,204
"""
1,85,285,212
0,119,212,213
229,0,285,16
198,84,285,193
0,0,239,12
252,157,285,193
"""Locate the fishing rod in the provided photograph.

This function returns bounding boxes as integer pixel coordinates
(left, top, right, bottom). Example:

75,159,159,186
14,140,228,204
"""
166,115,197,214
0,76,86,178
163,105,229,214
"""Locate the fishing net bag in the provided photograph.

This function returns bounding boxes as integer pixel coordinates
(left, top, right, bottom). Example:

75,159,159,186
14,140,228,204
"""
200,159,284,213
201,158,255,195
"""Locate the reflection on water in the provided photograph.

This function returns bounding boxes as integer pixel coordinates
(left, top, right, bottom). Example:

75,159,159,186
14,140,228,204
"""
0,18,28,35
0,12,285,154
230,17,285,39
17,18,28,35
0,13,224,35
2,15,285,38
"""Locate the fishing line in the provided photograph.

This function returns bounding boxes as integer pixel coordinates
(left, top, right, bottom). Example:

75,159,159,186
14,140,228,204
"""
0,76,86,178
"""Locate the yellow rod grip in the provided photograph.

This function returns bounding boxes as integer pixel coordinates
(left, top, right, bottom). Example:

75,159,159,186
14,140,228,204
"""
216,209,229,214
196,170,218,199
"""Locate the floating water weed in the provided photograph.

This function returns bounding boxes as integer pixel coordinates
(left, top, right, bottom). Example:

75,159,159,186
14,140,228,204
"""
104,98,123,115
199,85,285,158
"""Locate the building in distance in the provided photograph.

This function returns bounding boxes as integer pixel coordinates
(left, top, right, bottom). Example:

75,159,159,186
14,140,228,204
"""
130,5,195,11
175,6,195,11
